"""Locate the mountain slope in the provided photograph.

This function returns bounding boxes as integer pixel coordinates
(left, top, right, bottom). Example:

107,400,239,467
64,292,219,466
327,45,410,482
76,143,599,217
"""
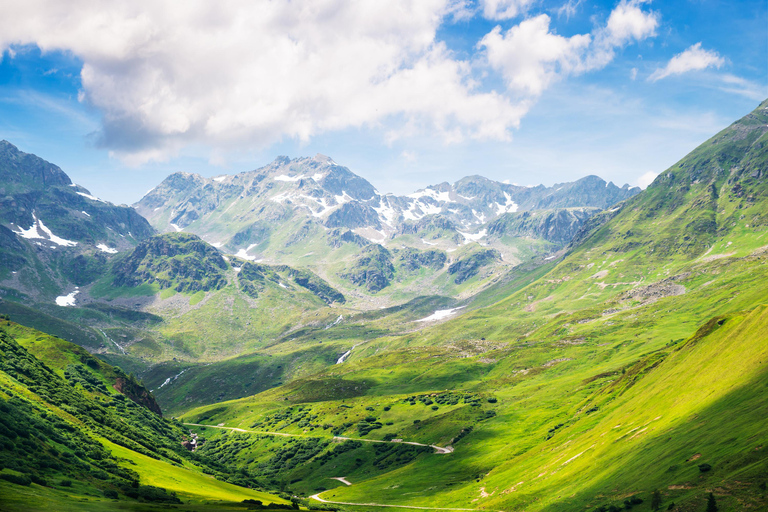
0,141,154,306
170,99,768,511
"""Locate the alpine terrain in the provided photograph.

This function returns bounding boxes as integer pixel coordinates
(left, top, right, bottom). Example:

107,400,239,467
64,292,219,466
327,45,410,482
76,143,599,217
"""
0,99,767,512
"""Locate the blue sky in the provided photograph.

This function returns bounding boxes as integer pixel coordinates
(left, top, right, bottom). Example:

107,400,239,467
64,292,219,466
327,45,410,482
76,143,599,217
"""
0,0,765,204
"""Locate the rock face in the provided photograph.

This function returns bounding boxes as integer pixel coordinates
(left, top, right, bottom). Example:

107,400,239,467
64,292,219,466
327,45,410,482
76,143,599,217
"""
112,232,228,292
112,376,163,416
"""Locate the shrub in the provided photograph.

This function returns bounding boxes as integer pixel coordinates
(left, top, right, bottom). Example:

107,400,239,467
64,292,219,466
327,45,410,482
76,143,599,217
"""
104,489,119,499
0,473,32,486
60,479,72,487
698,463,712,472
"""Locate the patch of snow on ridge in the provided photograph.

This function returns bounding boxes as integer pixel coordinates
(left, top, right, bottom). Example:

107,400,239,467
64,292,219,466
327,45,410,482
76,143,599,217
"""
472,210,486,223
170,223,182,232
274,174,306,182
213,176,226,182
76,191,106,203
235,244,258,261
15,212,78,247
458,229,487,243
96,244,118,254
495,192,519,215
416,306,465,322
408,188,451,202
334,191,354,204
373,199,398,226
312,173,325,181
81,211,90,217
56,289,79,307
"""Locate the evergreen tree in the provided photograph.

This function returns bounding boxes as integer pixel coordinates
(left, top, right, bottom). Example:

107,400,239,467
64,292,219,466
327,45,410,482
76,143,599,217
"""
651,490,662,511
706,492,718,512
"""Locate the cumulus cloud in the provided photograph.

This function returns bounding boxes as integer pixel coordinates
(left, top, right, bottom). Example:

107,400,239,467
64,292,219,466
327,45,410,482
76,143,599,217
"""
649,42,725,81
479,0,657,99
480,0,536,20
0,0,661,164
0,0,525,163
479,15,591,97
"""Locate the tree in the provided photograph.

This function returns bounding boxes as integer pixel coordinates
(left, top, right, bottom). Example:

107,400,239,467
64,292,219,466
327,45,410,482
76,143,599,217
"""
706,492,718,512
651,490,662,511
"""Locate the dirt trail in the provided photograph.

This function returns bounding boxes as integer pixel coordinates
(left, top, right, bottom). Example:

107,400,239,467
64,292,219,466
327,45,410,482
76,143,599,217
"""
330,476,352,486
309,493,482,510
183,423,454,454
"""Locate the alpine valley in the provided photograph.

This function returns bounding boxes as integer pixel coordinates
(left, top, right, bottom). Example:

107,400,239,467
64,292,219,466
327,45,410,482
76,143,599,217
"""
0,100,767,512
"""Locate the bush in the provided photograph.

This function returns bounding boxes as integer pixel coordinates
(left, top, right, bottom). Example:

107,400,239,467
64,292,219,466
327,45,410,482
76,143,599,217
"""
60,479,73,487
698,463,712,472
104,489,119,499
0,473,32,486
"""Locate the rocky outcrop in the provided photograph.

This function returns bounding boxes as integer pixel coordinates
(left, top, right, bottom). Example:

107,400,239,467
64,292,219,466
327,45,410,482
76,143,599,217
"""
448,249,501,284
112,376,163,416
112,232,228,292
341,244,395,292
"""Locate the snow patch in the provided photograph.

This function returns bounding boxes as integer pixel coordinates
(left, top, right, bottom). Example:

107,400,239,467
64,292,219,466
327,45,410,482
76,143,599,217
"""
408,188,451,202
495,193,518,215
170,223,182,232
312,173,325,181
96,244,118,254
56,289,79,307
213,176,226,182
472,210,486,224
235,244,258,261
458,229,487,243
373,200,398,226
76,191,106,203
274,174,306,182
81,211,90,217
210,242,223,248
416,306,465,322
14,212,78,247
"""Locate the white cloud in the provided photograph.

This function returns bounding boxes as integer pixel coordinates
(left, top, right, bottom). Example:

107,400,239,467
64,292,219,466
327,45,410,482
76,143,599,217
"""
479,15,591,97
630,67,638,80
481,0,535,20
401,150,417,162
586,0,658,70
0,0,523,164
636,171,658,188
649,43,724,82
479,0,657,99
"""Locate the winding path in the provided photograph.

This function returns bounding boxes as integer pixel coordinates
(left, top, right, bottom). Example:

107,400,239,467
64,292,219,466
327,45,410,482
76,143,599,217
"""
183,423,454,454
309,493,481,511
184,423,495,512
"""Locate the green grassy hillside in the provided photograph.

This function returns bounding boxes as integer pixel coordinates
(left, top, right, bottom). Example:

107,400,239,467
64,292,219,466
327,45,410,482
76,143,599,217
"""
167,100,768,511
0,319,292,511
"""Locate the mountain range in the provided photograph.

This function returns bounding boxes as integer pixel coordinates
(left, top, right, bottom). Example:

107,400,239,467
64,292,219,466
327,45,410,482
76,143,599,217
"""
0,100,766,511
